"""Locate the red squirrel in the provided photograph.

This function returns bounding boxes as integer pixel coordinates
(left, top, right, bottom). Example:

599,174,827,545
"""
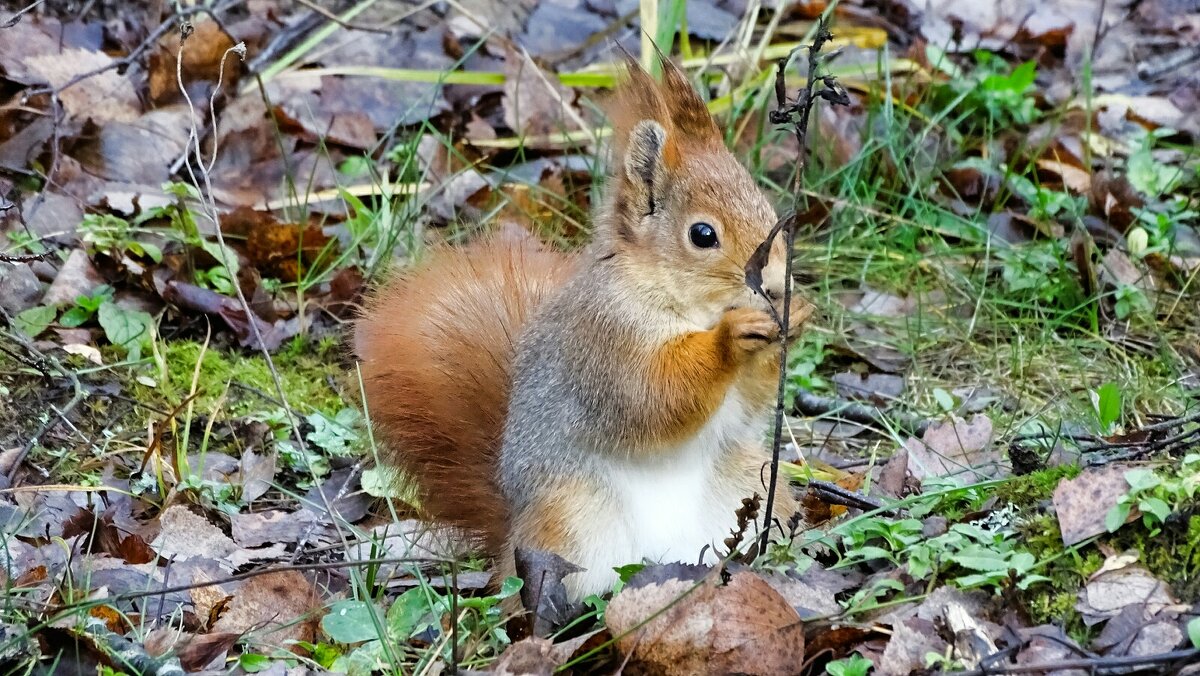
354,54,811,601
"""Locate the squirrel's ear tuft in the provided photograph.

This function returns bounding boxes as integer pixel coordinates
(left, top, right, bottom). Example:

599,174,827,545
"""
607,49,721,169
658,55,721,146
608,53,676,169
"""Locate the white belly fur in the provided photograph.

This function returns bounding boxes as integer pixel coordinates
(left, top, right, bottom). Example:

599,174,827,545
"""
564,393,765,598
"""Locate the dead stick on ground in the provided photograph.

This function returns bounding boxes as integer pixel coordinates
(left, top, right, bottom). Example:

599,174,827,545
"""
746,18,849,553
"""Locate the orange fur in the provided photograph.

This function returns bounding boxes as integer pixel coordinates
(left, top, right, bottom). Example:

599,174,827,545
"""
354,237,576,554
640,322,740,446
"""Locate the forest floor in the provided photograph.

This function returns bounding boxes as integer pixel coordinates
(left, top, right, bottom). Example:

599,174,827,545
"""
1,0,1198,674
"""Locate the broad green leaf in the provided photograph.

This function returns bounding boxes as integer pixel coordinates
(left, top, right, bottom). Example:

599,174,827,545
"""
498,576,523,598
1095,382,1122,432
1017,574,1052,590
932,387,956,413
386,589,432,641
322,600,385,644
97,302,153,362
826,654,872,676
1106,501,1132,532
14,305,56,338
198,239,240,279
238,654,271,672
1124,468,1160,493
139,240,164,263
1138,496,1171,523
950,550,1011,573
58,306,93,328
955,571,1005,588
1189,616,1200,649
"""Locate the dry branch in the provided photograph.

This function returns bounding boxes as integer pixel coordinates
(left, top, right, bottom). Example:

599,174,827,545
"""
745,19,849,553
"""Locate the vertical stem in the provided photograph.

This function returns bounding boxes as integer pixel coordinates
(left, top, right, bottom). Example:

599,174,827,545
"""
758,218,797,552
449,559,459,674
640,0,658,72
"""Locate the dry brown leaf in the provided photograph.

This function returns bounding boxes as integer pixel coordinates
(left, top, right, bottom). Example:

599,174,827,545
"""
230,509,321,548
1076,555,1179,625
491,637,558,676
24,49,140,123
878,617,946,676
42,249,106,306
148,19,240,105
212,570,320,655
150,505,238,564
221,207,331,282
1037,158,1092,193
235,447,276,504
851,289,912,318
176,631,242,672
605,568,805,675
71,106,192,185
904,414,1000,481
1052,465,1132,546
831,371,906,404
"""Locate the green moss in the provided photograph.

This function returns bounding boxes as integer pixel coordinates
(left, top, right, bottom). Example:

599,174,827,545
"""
994,464,1081,508
1013,512,1102,635
130,340,348,419
1014,507,1200,641
1110,514,1200,601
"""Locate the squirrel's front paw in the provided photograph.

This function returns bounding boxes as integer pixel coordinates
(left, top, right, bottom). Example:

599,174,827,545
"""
721,307,780,357
785,297,815,337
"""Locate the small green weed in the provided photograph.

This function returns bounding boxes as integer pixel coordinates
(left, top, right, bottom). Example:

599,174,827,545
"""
319,577,523,671
1106,454,1200,534
826,653,872,676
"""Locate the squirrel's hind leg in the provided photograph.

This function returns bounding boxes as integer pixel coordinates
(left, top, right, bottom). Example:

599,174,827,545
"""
501,479,631,605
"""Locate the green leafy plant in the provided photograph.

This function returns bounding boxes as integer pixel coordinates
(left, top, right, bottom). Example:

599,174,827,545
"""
1106,455,1199,534
785,332,829,405
97,302,154,361
939,53,1040,130
12,304,56,338
1006,172,1085,224
321,577,523,671
1127,130,1184,198
826,653,873,676
60,285,114,328
1092,382,1123,434
79,213,163,263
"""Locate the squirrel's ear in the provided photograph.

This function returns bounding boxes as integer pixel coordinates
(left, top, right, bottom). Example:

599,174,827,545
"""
623,119,670,218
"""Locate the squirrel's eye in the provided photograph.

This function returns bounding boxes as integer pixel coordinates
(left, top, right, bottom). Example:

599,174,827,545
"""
688,222,719,249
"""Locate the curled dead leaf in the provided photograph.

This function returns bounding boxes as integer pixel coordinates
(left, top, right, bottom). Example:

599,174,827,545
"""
605,567,805,675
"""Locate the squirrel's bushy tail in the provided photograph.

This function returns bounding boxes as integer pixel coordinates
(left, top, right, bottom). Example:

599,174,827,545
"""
354,235,575,555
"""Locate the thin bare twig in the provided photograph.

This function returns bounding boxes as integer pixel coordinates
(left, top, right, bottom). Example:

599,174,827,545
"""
748,19,849,553
0,250,54,263
793,388,933,437
958,647,1200,675
1,0,46,28
170,24,363,578
293,0,392,34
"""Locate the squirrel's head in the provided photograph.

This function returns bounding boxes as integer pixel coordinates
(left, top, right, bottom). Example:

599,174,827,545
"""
597,52,789,328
